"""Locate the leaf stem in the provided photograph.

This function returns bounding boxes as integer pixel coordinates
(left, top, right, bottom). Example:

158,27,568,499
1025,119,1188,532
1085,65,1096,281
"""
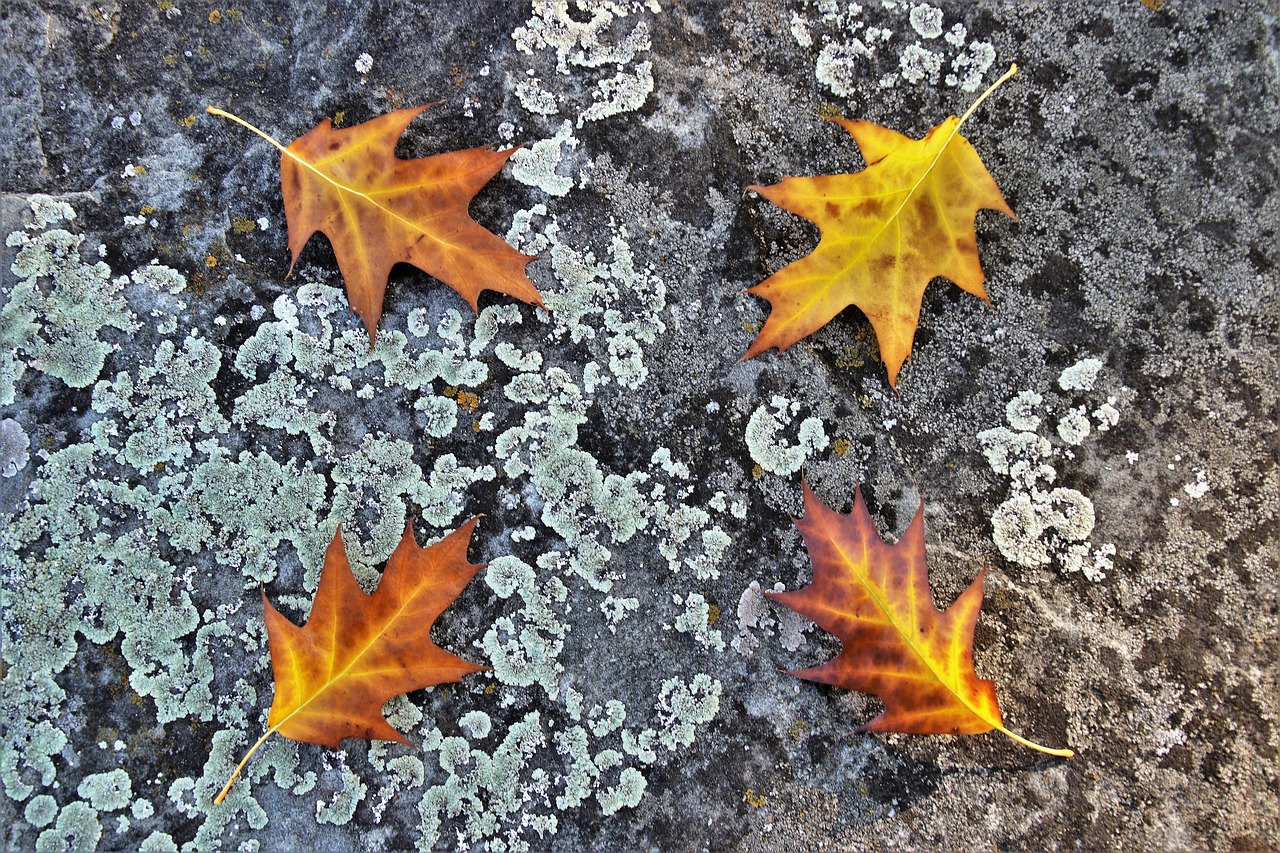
205,106,290,155
213,725,279,805
997,724,1074,758
956,63,1019,132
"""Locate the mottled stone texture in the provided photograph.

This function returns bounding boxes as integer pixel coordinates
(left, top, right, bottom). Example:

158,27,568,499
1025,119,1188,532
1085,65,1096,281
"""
1,1,1276,851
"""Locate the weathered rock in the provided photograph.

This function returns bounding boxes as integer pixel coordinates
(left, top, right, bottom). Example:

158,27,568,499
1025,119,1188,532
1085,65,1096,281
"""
1,1,1276,850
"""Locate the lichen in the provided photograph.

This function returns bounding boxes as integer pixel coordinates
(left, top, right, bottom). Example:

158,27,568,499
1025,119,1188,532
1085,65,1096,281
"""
980,372,1119,579
24,793,58,827
511,0,659,126
745,396,828,476
459,710,493,740
673,592,726,651
77,769,133,812
1058,356,1103,391
35,801,101,853
655,674,721,751
799,1,997,100
3,202,138,392
0,417,30,477
510,120,578,196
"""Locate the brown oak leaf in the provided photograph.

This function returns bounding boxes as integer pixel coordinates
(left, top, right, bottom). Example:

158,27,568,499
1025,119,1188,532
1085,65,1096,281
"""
206,105,543,345
215,518,488,803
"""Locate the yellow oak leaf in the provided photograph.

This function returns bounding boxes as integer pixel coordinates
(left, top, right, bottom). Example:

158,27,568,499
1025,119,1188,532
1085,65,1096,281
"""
744,66,1019,387
766,479,1072,756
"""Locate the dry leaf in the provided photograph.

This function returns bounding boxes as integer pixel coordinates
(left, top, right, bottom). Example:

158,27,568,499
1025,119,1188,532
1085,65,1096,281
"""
215,519,488,803
766,480,1071,756
743,66,1019,387
206,104,543,345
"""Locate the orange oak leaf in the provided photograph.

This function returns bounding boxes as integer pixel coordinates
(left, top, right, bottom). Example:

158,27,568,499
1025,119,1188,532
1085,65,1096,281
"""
743,65,1019,387
766,480,1072,757
215,518,488,803
206,104,543,345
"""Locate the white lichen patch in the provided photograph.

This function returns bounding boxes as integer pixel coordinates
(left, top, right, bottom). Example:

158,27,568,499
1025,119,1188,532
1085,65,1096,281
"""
1058,356,1103,391
511,0,659,126
979,363,1121,580
731,580,810,657
745,395,829,476
795,0,997,102
0,417,30,477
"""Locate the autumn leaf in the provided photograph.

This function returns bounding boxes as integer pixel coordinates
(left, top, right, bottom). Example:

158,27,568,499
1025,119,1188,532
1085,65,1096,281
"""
205,104,543,345
766,480,1072,757
215,518,489,803
743,65,1019,387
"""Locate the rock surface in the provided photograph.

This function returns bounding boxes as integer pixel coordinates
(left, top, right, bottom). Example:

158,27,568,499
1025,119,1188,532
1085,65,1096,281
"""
2,1,1277,850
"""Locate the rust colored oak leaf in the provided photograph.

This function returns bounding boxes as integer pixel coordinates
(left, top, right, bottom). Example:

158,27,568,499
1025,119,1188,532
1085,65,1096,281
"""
766,480,1072,756
215,518,488,803
206,105,543,345
743,65,1019,387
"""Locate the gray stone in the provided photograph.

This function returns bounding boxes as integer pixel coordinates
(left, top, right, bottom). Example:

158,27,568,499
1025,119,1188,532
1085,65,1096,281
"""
1,1,1276,850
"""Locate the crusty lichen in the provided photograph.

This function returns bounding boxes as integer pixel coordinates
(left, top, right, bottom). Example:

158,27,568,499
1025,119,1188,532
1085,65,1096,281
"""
3,202,138,393
1,80,738,846
979,358,1123,581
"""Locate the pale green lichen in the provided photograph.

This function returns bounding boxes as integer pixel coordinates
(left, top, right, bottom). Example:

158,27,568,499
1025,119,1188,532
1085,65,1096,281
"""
2,169,733,846
315,759,367,826
510,120,578,196
459,710,493,740
3,204,138,393
24,793,58,827
745,396,828,476
35,801,101,853
139,831,179,853
655,674,722,751
596,766,646,816
77,769,133,812
674,593,725,651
